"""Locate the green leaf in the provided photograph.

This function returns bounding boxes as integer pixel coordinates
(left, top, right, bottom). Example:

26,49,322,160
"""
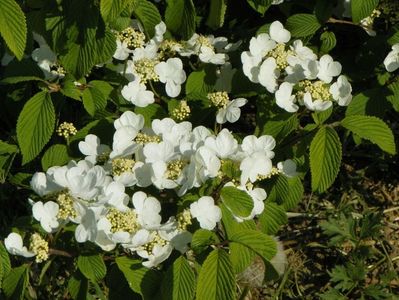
132,0,161,38
161,256,195,300
230,229,277,261
310,126,342,193
41,144,70,171
185,66,216,101
0,242,11,288
229,242,255,274
100,0,131,22
263,175,304,210
387,81,399,112
196,249,235,300
82,80,113,116
351,0,379,23
206,0,227,30
260,113,299,140
68,271,89,300
191,229,220,254
246,0,272,15
346,88,390,117
116,256,162,299
0,140,18,155
2,265,28,300
258,202,287,235
16,91,55,165
221,204,256,238
0,0,27,60
165,0,196,40
0,76,44,84
286,14,322,37
220,186,254,218
107,265,141,300
320,31,336,54
341,115,396,154
77,254,107,282
312,106,333,124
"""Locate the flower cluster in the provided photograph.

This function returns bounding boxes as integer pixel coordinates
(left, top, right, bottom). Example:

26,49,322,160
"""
5,110,295,267
241,21,353,112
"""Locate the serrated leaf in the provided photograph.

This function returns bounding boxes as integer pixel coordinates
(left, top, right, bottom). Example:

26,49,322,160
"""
0,0,27,60
161,256,195,300
41,144,70,171
310,126,342,193
320,31,336,54
165,0,196,40
258,202,287,235
77,254,106,282
246,0,272,15
100,0,131,22
286,14,321,37
17,91,55,165
116,256,162,299
2,265,28,300
221,204,256,238
132,0,161,38
346,88,390,117
196,249,235,300
312,106,333,124
82,80,113,116
387,81,399,112
0,242,11,288
351,0,379,23
68,270,89,300
220,186,254,218
191,229,220,254
230,229,277,261
229,242,255,274
206,0,227,30
185,66,217,101
264,175,304,210
341,115,396,154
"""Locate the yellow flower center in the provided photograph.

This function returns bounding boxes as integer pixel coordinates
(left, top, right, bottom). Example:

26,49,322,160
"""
56,193,77,220
116,27,146,49
30,233,49,263
177,209,192,231
171,101,191,121
299,80,332,101
208,91,230,108
134,58,159,84
112,158,135,176
134,133,161,145
267,44,293,70
166,160,186,180
107,208,139,233
57,122,77,139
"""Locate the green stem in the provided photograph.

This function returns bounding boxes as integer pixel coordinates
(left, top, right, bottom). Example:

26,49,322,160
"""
91,280,107,300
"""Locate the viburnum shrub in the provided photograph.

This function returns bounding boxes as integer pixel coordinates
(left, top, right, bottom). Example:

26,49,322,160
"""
0,0,397,299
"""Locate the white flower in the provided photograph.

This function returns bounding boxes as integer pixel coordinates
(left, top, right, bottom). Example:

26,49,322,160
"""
154,58,186,97
241,51,262,83
303,92,332,111
277,159,297,177
190,196,221,230
138,242,173,268
113,40,133,60
204,129,238,159
153,21,167,44
32,201,60,233
78,134,110,164
241,135,276,158
30,172,61,196
143,141,176,163
329,75,352,106
114,111,145,131
31,45,59,80
317,55,342,83
240,152,273,185
199,46,227,65
269,21,291,44
249,33,276,57
110,126,139,159
99,182,130,211
132,191,162,229
4,233,35,258
258,57,280,93
384,44,399,72
121,78,155,107
275,82,299,112
75,207,97,243
216,98,247,124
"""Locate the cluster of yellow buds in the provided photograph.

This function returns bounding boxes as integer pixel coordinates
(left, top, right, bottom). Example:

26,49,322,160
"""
171,101,191,121
134,58,159,84
197,35,214,50
208,91,230,108
57,122,77,139
134,133,161,145
107,208,138,234
30,233,49,263
141,232,168,254
166,160,186,180
267,44,293,70
298,80,332,101
116,27,146,49
159,40,182,60
112,158,135,176
177,209,192,231
256,167,281,181
56,193,77,220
